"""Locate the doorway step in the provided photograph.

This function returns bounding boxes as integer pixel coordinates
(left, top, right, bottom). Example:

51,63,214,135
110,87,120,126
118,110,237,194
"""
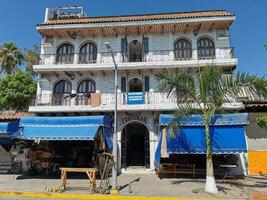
0,162,12,174
122,167,154,174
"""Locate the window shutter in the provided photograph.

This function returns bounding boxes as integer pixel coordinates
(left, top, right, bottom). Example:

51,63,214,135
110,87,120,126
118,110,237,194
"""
145,76,149,92
143,37,149,53
121,38,127,53
121,77,126,92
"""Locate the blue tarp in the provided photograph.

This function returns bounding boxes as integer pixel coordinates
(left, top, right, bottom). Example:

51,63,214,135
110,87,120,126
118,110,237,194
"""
0,121,19,150
0,121,19,135
19,115,112,141
155,113,249,169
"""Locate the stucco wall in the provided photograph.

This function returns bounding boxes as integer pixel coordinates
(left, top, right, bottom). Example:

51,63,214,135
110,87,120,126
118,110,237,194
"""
42,30,230,54
246,113,267,151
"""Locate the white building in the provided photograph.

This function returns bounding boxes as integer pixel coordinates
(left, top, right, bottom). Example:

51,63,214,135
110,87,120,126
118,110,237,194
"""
30,7,242,172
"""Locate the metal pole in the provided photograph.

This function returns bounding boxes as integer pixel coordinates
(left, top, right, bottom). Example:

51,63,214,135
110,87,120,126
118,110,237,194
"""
110,51,118,190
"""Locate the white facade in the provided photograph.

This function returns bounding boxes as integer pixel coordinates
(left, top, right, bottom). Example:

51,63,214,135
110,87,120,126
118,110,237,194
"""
30,8,242,172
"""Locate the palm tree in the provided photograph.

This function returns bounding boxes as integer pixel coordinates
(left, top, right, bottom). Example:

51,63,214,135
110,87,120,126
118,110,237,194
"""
156,66,266,193
24,45,40,78
0,42,24,74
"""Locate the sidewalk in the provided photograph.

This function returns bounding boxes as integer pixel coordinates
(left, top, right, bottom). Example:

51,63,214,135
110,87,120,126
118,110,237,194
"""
0,174,266,199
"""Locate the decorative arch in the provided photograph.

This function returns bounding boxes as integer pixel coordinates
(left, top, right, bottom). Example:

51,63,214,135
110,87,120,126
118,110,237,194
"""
197,36,215,59
121,120,151,133
128,77,143,92
77,78,96,94
56,42,74,64
79,41,97,64
53,79,72,94
174,37,192,60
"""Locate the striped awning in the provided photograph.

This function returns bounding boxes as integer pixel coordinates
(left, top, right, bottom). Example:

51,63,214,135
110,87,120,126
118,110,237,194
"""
19,115,112,141
155,113,249,169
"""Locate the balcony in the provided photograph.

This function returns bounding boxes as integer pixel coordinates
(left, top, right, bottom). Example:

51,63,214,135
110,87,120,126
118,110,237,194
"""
32,92,177,107
29,92,244,113
37,47,235,66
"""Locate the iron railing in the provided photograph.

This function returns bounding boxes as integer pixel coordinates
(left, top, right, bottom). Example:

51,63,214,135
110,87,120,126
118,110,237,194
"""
38,47,235,65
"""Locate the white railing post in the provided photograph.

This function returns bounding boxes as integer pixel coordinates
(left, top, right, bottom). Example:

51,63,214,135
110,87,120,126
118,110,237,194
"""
192,49,198,60
74,53,79,64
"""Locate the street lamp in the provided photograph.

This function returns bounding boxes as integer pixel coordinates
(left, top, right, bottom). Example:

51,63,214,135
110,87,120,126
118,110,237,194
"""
104,42,118,191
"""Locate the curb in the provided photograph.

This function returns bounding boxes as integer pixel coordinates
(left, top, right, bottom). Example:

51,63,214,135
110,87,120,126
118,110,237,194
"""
0,191,207,200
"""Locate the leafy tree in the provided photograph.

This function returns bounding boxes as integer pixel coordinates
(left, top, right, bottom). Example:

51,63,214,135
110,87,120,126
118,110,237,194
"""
24,45,40,78
156,66,266,193
257,115,267,129
0,42,24,74
0,71,37,111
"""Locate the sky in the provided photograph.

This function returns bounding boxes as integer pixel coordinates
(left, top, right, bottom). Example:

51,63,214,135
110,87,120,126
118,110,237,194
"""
0,0,266,75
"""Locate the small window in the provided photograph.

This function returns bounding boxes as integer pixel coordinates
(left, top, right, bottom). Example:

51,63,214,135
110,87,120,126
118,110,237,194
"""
197,37,215,59
79,42,97,64
174,38,192,60
56,43,74,64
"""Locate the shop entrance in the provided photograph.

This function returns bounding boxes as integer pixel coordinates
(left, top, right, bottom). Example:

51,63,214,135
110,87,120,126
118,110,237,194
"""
121,121,150,168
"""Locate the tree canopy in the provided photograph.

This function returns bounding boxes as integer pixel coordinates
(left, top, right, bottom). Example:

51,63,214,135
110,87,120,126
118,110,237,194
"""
0,71,37,111
24,45,40,78
257,115,267,129
0,42,24,74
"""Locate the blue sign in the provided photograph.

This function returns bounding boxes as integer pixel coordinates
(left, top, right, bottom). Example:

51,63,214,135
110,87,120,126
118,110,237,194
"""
127,92,144,105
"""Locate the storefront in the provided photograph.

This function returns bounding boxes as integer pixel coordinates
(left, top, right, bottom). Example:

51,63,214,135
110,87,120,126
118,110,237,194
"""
18,115,112,174
155,113,249,177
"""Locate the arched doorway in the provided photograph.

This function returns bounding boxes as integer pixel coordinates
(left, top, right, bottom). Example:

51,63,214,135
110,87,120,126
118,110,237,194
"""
128,40,143,62
128,78,143,92
121,121,150,168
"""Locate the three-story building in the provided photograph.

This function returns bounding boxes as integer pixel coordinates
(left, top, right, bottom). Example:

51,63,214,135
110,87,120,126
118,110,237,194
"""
30,6,242,172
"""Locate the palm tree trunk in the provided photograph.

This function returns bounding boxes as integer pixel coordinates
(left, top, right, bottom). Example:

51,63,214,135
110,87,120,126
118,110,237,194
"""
204,120,218,193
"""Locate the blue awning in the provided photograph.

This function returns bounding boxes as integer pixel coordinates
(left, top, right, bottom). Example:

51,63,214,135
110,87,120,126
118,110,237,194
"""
19,115,112,141
104,127,113,150
155,113,249,169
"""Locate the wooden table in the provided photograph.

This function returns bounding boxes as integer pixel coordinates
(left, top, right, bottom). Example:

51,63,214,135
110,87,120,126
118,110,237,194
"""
220,165,237,179
60,167,97,192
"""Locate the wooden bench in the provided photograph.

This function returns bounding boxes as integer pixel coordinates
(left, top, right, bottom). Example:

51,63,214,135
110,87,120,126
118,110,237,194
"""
60,167,97,192
157,163,196,178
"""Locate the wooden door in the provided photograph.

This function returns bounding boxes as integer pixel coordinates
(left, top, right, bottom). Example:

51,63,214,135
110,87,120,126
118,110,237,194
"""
144,130,150,168
121,130,127,168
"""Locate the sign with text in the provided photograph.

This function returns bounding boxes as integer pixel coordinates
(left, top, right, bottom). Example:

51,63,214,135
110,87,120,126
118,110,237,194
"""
127,92,144,105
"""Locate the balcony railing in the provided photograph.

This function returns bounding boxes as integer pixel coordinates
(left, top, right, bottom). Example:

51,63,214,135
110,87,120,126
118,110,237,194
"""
31,92,178,107
38,48,235,65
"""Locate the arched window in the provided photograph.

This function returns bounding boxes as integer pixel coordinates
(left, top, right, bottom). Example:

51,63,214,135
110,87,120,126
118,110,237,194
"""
79,42,97,64
56,43,74,64
197,37,215,59
174,38,192,60
76,79,96,105
53,80,71,105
